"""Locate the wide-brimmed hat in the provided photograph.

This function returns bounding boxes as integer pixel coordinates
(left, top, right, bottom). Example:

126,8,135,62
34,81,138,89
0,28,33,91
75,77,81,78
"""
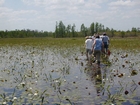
88,36,92,39
85,36,89,39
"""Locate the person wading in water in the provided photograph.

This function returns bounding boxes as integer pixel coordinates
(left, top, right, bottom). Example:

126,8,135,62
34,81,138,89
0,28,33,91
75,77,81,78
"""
92,34,104,68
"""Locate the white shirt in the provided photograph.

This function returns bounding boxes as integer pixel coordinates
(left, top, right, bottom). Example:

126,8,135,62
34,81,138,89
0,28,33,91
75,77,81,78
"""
85,38,94,49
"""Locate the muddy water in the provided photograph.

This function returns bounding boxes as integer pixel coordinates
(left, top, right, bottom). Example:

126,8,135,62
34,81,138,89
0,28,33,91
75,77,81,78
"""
0,46,140,105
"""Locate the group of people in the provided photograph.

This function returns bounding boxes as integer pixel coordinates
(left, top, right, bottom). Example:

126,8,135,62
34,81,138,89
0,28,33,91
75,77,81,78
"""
85,32,110,67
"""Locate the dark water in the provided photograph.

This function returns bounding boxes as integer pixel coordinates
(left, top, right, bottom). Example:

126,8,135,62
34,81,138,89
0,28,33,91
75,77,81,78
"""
0,46,140,104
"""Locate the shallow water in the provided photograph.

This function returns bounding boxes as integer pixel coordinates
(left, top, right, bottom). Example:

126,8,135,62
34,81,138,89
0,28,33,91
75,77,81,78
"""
0,45,140,105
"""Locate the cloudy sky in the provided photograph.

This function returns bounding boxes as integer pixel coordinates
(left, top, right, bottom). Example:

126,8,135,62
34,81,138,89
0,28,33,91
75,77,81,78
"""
0,0,140,32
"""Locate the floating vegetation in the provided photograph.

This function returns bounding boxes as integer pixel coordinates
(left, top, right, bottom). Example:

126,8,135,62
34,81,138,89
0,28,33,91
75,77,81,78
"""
131,70,138,76
0,38,140,104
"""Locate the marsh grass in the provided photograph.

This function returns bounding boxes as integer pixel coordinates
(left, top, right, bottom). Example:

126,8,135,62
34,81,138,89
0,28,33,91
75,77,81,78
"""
0,38,84,47
0,37,140,50
110,37,140,51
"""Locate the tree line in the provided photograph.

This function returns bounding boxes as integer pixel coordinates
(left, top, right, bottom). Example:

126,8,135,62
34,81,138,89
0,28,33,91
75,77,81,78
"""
0,21,140,38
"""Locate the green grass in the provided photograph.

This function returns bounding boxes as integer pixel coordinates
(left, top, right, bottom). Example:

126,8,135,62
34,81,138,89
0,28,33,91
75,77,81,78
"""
0,38,84,47
0,37,140,50
110,37,140,50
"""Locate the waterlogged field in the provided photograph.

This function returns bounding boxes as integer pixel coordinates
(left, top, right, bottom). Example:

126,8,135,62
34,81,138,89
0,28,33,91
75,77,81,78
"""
0,38,140,105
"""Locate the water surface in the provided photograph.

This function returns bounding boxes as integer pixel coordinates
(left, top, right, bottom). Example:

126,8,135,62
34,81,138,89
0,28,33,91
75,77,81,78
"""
0,45,140,105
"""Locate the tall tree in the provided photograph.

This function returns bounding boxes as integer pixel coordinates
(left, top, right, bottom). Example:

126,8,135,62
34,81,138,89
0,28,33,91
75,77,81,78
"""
80,23,88,37
71,24,76,37
66,24,71,37
98,23,103,32
95,22,99,33
90,22,95,35
55,21,59,38
58,21,65,37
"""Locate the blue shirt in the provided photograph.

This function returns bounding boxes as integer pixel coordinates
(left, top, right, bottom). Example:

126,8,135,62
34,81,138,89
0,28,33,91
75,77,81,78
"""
94,39,102,50
102,36,109,42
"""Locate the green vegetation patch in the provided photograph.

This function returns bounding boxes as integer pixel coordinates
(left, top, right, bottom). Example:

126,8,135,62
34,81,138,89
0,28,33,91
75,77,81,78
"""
0,37,140,51
109,37,140,51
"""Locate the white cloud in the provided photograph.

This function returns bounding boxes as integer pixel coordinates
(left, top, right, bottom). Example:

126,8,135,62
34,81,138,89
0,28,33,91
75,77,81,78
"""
0,7,12,17
0,0,5,6
122,8,140,19
109,0,133,6
109,0,140,7
107,0,140,20
0,0,140,31
0,7,37,19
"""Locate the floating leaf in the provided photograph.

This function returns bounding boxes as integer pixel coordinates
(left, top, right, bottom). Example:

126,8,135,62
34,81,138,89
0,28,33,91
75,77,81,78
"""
131,70,138,76
122,65,125,68
118,73,124,78
124,90,129,95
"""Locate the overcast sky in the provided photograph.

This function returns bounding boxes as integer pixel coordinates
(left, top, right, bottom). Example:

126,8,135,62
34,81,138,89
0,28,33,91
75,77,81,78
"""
0,0,140,32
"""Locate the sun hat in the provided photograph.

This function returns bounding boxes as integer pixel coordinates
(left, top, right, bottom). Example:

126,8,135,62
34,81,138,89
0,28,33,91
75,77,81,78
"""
89,36,92,39
85,36,89,39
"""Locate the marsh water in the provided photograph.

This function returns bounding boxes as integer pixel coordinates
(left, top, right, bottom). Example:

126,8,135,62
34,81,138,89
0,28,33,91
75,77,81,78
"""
0,45,140,105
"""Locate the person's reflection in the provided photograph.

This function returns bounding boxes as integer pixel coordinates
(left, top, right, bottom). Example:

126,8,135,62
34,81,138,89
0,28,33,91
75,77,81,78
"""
94,68,102,96
85,64,105,96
